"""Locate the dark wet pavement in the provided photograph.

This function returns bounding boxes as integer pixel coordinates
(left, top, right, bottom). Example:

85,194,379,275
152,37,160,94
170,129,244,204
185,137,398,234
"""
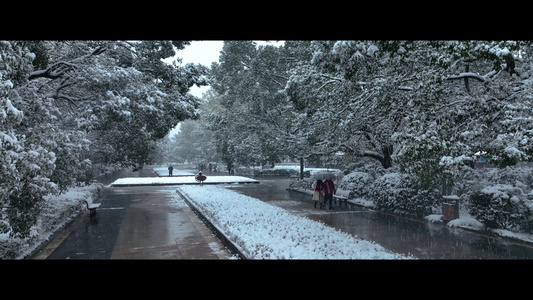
35,165,533,259
37,166,233,259
228,176,533,259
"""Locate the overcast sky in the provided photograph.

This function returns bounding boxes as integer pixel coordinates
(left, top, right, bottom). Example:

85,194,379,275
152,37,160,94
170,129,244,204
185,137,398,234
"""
175,40,224,68
174,40,223,97
173,40,284,98
166,40,283,137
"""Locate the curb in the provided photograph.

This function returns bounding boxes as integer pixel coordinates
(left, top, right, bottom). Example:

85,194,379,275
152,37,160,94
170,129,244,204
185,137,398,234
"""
175,189,247,260
28,208,87,259
27,184,104,260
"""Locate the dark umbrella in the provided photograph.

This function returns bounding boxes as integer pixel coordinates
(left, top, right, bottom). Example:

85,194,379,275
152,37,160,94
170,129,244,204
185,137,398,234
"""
313,172,336,180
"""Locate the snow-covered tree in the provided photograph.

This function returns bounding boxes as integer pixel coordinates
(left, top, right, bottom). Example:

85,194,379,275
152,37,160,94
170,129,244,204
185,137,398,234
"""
26,41,206,170
1,41,57,237
289,40,439,170
208,41,298,166
167,119,217,163
391,41,533,188
1,40,206,237
285,40,533,190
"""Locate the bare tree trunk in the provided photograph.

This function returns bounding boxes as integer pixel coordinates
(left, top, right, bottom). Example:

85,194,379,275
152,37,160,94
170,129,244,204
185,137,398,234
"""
342,144,393,169
300,157,304,180
464,64,470,93
381,145,393,169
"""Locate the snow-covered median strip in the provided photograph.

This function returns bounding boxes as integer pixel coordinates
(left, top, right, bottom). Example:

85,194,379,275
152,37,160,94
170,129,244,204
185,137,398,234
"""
152,168,196,177
175,185,413,259
110,176,259,186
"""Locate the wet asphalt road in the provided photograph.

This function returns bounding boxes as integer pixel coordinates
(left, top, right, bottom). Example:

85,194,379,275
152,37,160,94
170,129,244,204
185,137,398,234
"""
40,166,232,259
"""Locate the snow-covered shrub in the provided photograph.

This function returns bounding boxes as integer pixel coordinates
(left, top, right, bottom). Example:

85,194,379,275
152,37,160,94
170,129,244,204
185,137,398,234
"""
469,184,533,231
233,166,255,176
338,160,385,199
452,166,484,196
0,238,24,259
369,171,440,218
288,177,314,193
338,172,372,199
453,165,533,231
259,168,297,176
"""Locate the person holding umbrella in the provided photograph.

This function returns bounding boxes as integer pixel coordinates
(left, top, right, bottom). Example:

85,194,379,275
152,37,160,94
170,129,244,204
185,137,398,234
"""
322,177,336,210
195,171,207,186
311,179,324,208
313,171,336,209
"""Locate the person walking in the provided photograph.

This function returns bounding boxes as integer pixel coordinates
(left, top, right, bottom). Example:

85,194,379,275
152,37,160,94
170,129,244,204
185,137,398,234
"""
168,165,173,177
195,171,206,186
311,179,324,208
322,178,336,210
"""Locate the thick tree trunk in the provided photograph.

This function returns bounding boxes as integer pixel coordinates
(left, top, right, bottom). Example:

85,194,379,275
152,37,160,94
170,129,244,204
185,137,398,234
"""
341,142,393,169
360,146,393,169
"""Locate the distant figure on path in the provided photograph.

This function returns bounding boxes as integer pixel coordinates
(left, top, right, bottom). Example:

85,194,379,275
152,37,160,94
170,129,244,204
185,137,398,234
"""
195,171,206,186
168,165,173,177
311,179,324,208
322,179,336,210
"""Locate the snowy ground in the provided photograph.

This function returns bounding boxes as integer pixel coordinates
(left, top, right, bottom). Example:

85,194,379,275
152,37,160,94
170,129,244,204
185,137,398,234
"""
152,167,195,177
1,183,102,259
176,185,413,259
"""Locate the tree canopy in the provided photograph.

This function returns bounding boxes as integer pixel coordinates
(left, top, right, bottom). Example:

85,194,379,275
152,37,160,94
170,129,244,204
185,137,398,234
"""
4,39,533,238
203,40,533,188
1,40,207,237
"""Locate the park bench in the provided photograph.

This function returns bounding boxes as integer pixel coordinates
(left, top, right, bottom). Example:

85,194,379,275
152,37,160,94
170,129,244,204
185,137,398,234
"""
84,198,101,218
333,189,351,206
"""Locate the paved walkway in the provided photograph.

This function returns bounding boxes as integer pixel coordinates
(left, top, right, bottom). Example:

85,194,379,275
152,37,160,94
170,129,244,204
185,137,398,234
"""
32,165,533,259
32,168,234,260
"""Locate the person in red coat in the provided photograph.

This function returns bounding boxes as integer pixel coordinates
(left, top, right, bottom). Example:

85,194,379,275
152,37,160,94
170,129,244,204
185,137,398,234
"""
322,179,336,210
312,179,324,208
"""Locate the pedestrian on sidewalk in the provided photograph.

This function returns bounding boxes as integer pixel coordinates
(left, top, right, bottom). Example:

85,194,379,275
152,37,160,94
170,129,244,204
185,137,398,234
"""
311,179,324,208
322,178,336,210
168,165,173,177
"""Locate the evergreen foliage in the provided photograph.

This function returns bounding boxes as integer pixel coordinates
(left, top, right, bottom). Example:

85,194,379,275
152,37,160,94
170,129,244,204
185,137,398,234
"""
5,39,533,237
470,185,533,231
1,40,206,237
